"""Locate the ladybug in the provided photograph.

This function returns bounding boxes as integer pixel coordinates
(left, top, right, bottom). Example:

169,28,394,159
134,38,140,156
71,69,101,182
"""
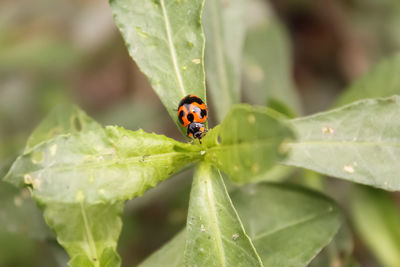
177,94,208,140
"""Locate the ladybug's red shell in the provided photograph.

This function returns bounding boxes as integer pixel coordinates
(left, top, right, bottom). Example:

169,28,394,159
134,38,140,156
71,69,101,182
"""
177,95,208,140
177,95,207,127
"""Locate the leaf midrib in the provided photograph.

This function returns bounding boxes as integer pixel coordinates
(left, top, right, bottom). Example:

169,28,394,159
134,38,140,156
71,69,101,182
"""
160,0,186,97
205,174,226,267
21,150,201,176
80,201,99,267
207,138,283,152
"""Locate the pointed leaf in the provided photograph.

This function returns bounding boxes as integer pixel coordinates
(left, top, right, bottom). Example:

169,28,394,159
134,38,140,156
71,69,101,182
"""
4,108,203,266
26,105,101,152
140,183,341,266
351,186,400,267
309,220,354,267
232,183,341,266
336,53,400,107
43,201,124,267
110,0,206,134
203,0,244,121
5,126,202,202
285,96,400,191
185,162,263,267
203,104,295,183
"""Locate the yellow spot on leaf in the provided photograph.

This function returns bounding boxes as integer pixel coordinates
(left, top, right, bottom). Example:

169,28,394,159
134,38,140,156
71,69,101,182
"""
248,114,256,124
247,64,264,82
49,144,57,156
251,163,259,174
192,58,201,64
14,196,22,207
31,151,44,164
344,165,354,173
24,174,33,184
76,190,85,202
32,179,42,189
279,138,291,155
136,27,148,38
322,127,335,135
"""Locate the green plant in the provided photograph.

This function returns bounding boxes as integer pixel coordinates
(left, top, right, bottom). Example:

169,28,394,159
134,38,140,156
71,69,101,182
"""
4,0,400,266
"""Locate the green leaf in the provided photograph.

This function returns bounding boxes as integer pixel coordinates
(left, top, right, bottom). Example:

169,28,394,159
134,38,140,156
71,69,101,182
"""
203,104,295,183
232,183,341,266
351,186,400,267
309,221,354,267
26,105,101,152
336,53,400,107
5,126,202,202
0,37,83,72
284,96,400,191
203,0,244,121
185,162,263,267
43,201,124,267
110,0,206,134
243,0,301,114
139,183,341,266
4,106,203,266
0,182,50,240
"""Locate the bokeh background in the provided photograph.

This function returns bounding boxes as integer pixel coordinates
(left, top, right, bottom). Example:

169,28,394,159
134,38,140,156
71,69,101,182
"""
1,0,400,266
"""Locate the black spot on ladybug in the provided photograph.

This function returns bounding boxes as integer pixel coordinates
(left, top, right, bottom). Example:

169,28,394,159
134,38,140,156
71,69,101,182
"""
187,113,194,122
179,95,204,106
178,110,184,124
201,109,207,118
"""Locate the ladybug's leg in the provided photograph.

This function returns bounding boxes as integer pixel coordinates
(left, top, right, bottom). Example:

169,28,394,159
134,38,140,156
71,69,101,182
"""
187,126,194,143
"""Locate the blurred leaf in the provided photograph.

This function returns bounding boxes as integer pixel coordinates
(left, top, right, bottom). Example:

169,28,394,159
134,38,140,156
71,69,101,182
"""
249,164,296,183
351,186,400,267
233,184,341,266
203,104,295,184
285,96,400,191
139,183,341,266
185,162,263,266
336,53,400,107
0,37,82,72
203,0,244,121
0,181,55,266
0,182,50,240
243,1,301,114
309,221,354,267
266,98,297,119
110,0,206,134
26,105,101,152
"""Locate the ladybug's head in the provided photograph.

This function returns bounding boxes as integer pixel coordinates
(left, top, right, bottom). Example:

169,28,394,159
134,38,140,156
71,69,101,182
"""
187,122,207,139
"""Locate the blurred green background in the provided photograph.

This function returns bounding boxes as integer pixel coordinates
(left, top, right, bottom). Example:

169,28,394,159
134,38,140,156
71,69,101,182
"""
0,0,399,266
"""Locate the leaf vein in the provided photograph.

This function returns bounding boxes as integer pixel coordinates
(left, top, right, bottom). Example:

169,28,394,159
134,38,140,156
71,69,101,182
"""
160,0,186,97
